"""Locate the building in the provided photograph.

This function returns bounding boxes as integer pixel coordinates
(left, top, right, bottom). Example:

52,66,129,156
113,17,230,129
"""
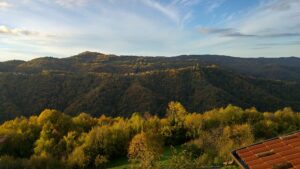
231,131,300,169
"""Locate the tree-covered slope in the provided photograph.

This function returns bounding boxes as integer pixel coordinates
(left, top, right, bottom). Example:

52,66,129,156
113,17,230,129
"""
2,52,300,81
1,59,300,122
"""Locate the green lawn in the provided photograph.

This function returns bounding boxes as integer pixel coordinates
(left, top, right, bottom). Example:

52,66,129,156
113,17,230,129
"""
107,156,130,169
108,146,181,169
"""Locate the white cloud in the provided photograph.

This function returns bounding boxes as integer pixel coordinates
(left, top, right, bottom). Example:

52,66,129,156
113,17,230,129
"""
198,0,300,45
0,0,194,60
192,0,300,58
238,0,300,36
207,0,226,12
142,0,180,23
0,1,11,9
54,0,89,8
171,0,200,7
0,25,39,36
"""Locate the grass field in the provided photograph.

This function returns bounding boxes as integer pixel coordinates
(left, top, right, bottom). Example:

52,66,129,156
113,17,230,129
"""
108,146,181,169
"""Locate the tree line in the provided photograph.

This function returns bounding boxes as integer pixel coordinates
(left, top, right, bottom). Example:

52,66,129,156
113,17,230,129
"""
1,102,300,169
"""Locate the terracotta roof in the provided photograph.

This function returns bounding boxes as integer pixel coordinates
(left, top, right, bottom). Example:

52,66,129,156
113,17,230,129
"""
231,131,300,169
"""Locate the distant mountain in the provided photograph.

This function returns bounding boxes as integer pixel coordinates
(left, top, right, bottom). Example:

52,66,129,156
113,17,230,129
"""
0,60,25,72
2,52,300,81
1,52,300,122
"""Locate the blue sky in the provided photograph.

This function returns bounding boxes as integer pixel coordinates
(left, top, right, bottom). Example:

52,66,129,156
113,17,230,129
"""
0,0,299,61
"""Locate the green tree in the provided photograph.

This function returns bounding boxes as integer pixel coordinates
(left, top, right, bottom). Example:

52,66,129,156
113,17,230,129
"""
24,154,64,169
94,155,109,169
0,155,24,169
167,150,196,169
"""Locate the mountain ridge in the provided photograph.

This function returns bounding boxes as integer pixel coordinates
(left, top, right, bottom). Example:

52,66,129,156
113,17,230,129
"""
2,51,299,63
1,52,300,122
1,51,300,82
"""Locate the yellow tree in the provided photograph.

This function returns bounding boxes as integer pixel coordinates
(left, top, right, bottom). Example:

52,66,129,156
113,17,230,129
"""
164,101,189,145
218,124,254,162
128,132,163,169
166,101,188,124
72,112,98,132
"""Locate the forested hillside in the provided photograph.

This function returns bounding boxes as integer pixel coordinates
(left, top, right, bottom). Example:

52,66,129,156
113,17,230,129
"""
2,52,300,81
1,52,300,122
0,103,299,169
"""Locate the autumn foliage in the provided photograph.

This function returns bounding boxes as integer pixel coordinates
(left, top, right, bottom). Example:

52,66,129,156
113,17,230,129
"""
0,102,300,168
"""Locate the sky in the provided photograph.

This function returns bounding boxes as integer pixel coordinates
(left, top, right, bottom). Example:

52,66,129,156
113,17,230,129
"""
0,0,300,61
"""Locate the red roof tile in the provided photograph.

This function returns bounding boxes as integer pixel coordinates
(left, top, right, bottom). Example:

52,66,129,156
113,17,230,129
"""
268,142,286,149
249,163,272,169
285,153,300,161
243,155,259,163
247,159,264,166
265,158,287,165
232,131,300,169
290,142,300,148
238,151,255,158
291,159,300,166
280,149,299,156
261,153,281,161
251,146,270,154
274,146,290,154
